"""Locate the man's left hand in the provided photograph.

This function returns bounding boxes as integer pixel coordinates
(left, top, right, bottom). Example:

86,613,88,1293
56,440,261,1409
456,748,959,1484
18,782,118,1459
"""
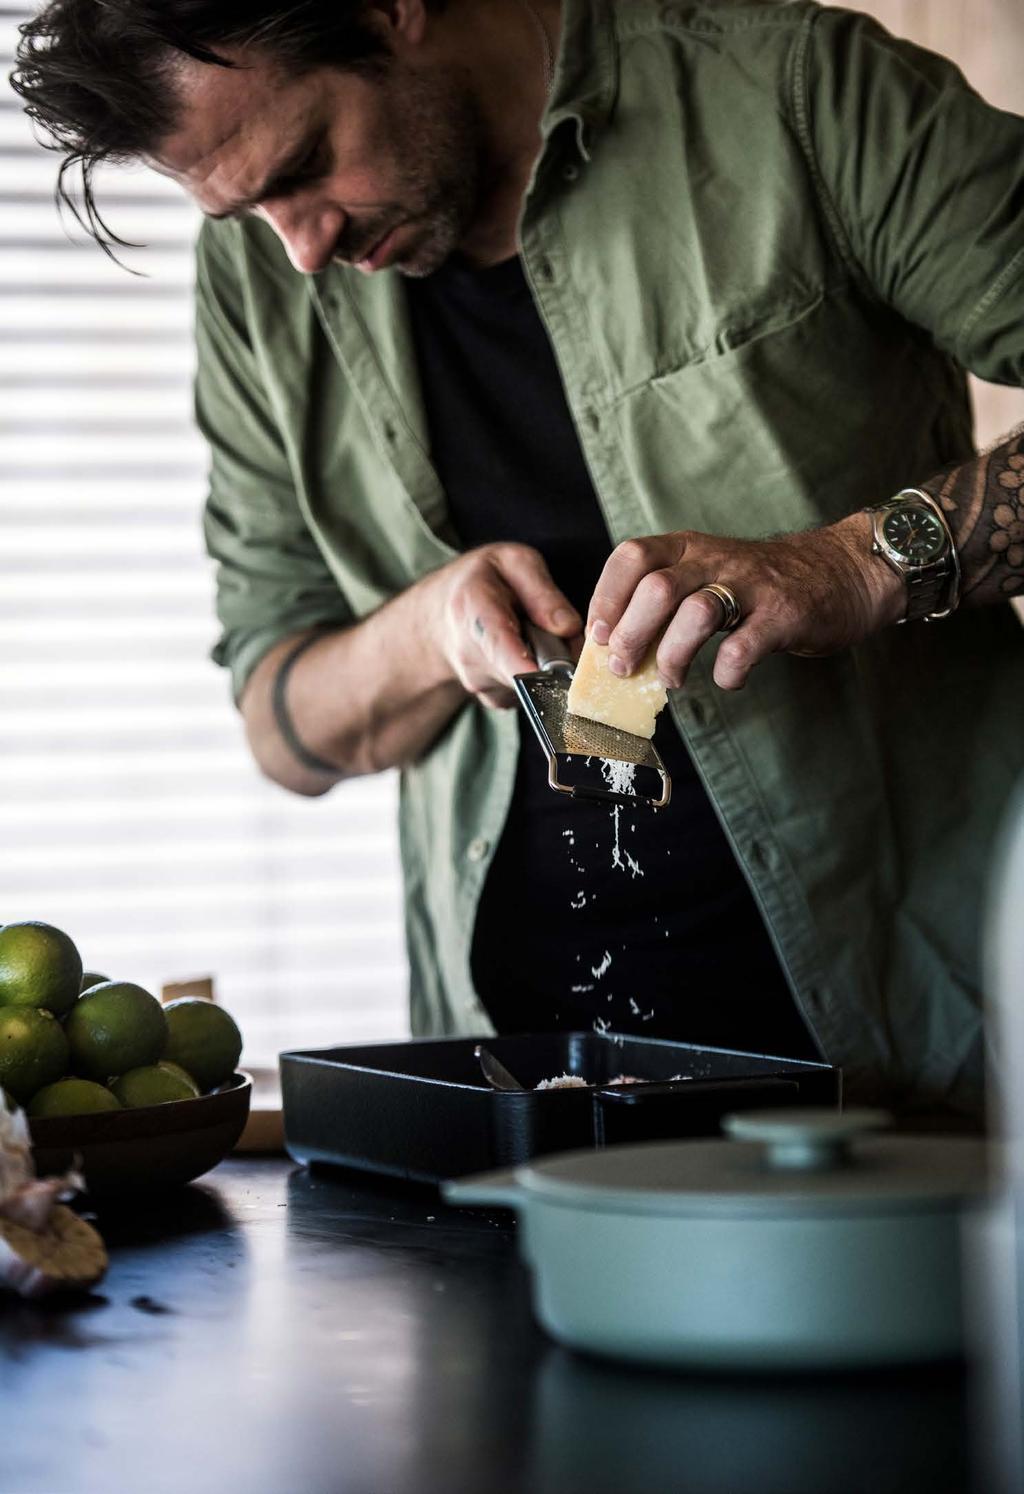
587,512,905,691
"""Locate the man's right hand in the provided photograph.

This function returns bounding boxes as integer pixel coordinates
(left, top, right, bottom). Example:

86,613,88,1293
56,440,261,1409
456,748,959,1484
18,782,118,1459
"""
240,542,582,796
430,543,583,708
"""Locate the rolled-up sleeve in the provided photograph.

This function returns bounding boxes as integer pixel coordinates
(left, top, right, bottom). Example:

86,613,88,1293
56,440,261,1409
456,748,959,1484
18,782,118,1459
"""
195,220,352,701
796,6,1024,386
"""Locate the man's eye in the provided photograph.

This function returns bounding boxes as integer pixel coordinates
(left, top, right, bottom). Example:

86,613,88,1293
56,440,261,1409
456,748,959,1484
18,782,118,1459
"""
292,144,328,185
267,145,328,201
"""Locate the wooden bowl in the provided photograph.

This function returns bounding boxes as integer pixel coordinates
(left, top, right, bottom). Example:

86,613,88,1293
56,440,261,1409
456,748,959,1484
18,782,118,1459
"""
28,1072,252,1194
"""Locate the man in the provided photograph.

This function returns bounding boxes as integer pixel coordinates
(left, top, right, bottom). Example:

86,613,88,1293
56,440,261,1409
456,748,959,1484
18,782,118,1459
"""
13,0,1024,1119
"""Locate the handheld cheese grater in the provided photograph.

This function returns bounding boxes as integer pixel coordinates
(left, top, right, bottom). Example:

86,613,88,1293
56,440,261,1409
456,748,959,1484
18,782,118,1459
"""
513,627,672,808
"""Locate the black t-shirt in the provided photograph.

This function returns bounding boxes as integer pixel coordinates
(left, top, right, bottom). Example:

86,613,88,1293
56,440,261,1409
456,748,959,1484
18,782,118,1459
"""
405,255,817,1058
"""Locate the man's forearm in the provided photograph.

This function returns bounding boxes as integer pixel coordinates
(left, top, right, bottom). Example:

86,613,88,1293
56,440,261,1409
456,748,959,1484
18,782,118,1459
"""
240,575,466,797
921,425,1024,608
237,541,582,796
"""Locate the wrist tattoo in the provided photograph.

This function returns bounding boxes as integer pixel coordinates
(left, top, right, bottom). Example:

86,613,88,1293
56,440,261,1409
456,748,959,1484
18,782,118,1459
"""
922,424,1024,604
271,630,341,776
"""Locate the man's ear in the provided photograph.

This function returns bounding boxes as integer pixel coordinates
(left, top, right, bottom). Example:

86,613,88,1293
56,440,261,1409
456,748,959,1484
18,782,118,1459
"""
363,0,429,50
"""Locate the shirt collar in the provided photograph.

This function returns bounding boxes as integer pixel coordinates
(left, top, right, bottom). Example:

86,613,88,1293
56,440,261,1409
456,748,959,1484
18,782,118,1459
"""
541,0,619,161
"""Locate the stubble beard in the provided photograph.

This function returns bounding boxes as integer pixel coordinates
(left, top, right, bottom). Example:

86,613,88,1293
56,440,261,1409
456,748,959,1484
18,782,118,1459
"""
336,65,483,278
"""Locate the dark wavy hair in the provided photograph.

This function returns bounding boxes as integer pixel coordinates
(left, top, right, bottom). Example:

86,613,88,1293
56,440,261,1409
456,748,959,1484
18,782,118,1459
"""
9,1,406,254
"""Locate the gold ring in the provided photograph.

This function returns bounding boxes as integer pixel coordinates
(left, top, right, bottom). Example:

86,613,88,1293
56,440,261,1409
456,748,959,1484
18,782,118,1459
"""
697,583,742,632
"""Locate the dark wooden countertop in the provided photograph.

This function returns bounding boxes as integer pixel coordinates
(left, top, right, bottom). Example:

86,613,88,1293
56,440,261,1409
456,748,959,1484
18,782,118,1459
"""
2,1157,977,1494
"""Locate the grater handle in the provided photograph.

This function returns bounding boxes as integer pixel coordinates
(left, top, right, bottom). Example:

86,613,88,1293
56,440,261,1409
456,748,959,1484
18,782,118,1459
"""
524,622,575,674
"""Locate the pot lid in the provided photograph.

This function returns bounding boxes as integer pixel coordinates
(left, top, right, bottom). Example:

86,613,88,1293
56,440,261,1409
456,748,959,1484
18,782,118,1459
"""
516,1109,990,1218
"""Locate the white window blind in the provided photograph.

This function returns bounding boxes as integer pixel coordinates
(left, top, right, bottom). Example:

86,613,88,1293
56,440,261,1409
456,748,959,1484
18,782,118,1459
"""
0,8,410,1067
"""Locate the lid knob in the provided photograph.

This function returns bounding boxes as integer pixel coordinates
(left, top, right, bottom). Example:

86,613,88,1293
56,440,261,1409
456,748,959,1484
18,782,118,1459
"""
722,1108,891,1172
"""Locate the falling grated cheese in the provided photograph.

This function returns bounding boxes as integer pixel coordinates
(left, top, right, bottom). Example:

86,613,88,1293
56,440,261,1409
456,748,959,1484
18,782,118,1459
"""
599,759,637,796
566,634,668,738
610,806,645,878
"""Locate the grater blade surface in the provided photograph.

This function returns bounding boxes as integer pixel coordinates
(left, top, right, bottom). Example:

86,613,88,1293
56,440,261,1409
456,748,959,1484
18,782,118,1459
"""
514,669,671,807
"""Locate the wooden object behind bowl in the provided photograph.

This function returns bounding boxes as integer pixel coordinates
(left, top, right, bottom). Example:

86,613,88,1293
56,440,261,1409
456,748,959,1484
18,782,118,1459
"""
160,976,216,1005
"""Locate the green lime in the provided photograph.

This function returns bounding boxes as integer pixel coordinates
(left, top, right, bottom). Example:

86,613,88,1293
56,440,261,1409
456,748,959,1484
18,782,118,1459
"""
65,981,167,1082
157,1060,199,1089
28,1078,122,1118
111,1063,199,1108
0,922,83,1017
80,971,110,993
162,999,242,1092
0,1008,70,1105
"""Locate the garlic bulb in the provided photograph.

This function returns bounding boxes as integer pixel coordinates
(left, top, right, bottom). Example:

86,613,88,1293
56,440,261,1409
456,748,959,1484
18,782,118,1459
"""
0,1091,34,1204
0,1090,107,1297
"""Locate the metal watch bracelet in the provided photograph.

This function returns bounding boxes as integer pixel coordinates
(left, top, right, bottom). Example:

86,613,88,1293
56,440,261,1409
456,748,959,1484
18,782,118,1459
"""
896,488,962,621
867,487,961,623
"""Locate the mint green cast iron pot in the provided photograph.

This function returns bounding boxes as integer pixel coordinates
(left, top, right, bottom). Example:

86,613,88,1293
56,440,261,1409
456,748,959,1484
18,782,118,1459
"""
443,1110,988,1371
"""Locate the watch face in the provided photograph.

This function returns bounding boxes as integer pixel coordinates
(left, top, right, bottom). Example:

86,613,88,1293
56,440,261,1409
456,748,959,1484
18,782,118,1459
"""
881,505,947,563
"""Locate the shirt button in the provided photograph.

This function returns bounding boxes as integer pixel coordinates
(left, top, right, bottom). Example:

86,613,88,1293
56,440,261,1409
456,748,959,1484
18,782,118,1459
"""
562,163,580,182
538,258,555,283
467,837,490,863
382,420,398,446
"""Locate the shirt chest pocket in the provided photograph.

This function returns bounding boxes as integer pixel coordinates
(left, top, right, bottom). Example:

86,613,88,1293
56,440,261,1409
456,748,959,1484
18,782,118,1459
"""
606,281,885,540
546,95,841,405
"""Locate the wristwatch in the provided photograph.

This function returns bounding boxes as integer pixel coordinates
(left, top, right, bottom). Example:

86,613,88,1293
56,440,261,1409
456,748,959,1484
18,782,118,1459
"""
865,488,960,623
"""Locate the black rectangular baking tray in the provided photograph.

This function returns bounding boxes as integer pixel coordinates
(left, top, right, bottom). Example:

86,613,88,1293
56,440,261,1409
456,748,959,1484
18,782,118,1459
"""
280,1032,840,1184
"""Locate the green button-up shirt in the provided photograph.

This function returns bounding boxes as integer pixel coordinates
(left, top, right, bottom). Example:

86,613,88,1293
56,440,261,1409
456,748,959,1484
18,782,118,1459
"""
196,0,1024,1117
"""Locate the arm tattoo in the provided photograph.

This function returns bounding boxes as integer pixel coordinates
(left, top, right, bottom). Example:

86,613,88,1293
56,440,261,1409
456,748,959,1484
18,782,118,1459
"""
921,425,1024,606
271,630,342,776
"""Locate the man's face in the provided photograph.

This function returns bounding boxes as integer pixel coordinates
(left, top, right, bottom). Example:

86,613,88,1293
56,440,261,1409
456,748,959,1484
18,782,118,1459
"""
155,47,483,277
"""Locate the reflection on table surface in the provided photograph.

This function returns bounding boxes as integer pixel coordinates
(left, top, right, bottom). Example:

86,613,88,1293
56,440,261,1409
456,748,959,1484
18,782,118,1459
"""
529,1347,969,1494
1,1157,981,1494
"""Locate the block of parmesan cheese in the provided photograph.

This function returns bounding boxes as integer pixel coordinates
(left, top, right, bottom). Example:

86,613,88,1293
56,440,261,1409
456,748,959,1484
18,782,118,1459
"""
565,633,667,739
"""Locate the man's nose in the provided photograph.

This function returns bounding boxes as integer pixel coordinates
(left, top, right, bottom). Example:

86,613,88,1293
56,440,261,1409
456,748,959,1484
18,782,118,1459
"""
260,201,346,275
